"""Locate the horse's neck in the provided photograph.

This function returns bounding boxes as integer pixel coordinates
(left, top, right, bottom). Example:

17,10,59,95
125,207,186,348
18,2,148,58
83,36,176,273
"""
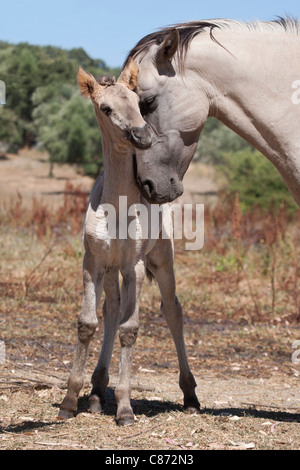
189,30,300,162
101,145,140,209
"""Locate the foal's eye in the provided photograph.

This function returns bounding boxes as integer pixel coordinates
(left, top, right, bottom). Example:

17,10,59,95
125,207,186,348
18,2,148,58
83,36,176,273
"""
101,105,112,116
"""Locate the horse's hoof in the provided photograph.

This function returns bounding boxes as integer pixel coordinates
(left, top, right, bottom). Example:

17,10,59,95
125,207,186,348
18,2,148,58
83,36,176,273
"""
184,395,200,414
88,395,103,414
116,416,135,427
58,408,75,419
185,406,200,415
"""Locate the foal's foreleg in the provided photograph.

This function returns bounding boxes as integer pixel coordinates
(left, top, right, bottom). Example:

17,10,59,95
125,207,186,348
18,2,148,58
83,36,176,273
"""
115,260,145,426
89,267,121,413
147,242,200,413
59,253,102,418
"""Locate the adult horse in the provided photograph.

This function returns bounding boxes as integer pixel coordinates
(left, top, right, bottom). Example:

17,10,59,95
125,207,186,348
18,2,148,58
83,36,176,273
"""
123,18,300,206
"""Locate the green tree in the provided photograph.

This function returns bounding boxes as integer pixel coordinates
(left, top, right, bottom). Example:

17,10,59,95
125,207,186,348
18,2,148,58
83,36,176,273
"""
0,107,22,152
32,85,102,177
196,117,252,164
0,40,119,170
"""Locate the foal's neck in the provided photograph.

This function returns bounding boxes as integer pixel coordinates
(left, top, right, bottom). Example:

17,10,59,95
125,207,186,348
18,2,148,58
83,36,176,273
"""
101,142,140,209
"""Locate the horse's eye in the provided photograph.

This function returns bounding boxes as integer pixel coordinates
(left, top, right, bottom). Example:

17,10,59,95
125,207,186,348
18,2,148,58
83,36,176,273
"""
145,96,155,105
101,105,112,116
140,96,157,115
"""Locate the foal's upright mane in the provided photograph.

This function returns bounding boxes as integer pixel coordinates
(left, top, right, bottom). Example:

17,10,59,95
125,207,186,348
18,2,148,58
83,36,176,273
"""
124,16,300,69
96,75,116,86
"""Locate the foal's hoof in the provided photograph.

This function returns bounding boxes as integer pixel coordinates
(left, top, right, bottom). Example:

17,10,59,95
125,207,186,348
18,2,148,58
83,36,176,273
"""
116,415,135,427
58,408,75,420
88,394,103,414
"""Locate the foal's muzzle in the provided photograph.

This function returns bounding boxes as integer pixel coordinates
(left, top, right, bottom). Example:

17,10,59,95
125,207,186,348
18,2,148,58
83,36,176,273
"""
130,125,152,149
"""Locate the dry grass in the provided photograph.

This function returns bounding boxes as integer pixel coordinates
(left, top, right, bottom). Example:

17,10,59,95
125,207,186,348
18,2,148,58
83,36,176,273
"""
0,183,300,450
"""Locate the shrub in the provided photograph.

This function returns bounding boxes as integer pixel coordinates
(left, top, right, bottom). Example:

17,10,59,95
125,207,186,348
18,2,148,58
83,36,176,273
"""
217,149,298,212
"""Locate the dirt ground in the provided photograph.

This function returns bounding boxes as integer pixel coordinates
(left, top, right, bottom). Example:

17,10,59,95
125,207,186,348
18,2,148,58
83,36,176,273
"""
0,148,218,208
1,323,300,451
0,149,299,451
0,149,94,209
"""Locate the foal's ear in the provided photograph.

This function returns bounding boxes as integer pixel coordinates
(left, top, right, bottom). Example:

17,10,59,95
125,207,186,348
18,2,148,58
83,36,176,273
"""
77,66,98,98
156,28,179,63
118,57,139,91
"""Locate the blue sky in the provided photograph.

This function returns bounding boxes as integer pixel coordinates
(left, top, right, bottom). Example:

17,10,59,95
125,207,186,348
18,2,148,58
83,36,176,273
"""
1,0,300,67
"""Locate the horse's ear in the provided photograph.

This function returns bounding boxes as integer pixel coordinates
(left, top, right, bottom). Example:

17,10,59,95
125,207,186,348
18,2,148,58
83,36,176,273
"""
118,57,139,91
156,29,179,63
77,66,98,98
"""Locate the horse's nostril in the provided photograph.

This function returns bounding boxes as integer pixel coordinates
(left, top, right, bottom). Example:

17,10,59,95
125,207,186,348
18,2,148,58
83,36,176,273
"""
170,177,175,184
142,179,155,198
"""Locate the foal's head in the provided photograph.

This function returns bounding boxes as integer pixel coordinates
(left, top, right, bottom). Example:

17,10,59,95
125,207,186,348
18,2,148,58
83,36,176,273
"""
77,59,151,151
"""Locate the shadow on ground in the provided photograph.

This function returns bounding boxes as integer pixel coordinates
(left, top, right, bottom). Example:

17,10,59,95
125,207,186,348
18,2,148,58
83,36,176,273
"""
56,387,300,424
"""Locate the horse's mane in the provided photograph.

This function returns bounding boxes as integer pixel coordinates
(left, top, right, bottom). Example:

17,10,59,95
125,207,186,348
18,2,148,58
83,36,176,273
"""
123,16,299,69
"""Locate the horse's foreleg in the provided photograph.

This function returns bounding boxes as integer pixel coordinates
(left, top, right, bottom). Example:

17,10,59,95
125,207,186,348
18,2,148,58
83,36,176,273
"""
89,267,121,413
161,293,200,412
115,260,145,426
59,253,102,419
147,241,200,413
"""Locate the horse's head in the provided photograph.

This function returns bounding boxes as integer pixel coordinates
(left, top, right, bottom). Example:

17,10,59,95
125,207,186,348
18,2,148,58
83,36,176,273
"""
77,59,152,152
124,28,210,203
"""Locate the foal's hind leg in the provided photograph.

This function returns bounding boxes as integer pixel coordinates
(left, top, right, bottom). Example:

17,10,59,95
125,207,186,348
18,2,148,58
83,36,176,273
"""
147,240,200,413
114,260,145,426
88,267,121,413
59,250,103,418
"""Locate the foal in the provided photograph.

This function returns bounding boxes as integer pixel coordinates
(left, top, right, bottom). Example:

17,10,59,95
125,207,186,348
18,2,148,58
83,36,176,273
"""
59,60,199,425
